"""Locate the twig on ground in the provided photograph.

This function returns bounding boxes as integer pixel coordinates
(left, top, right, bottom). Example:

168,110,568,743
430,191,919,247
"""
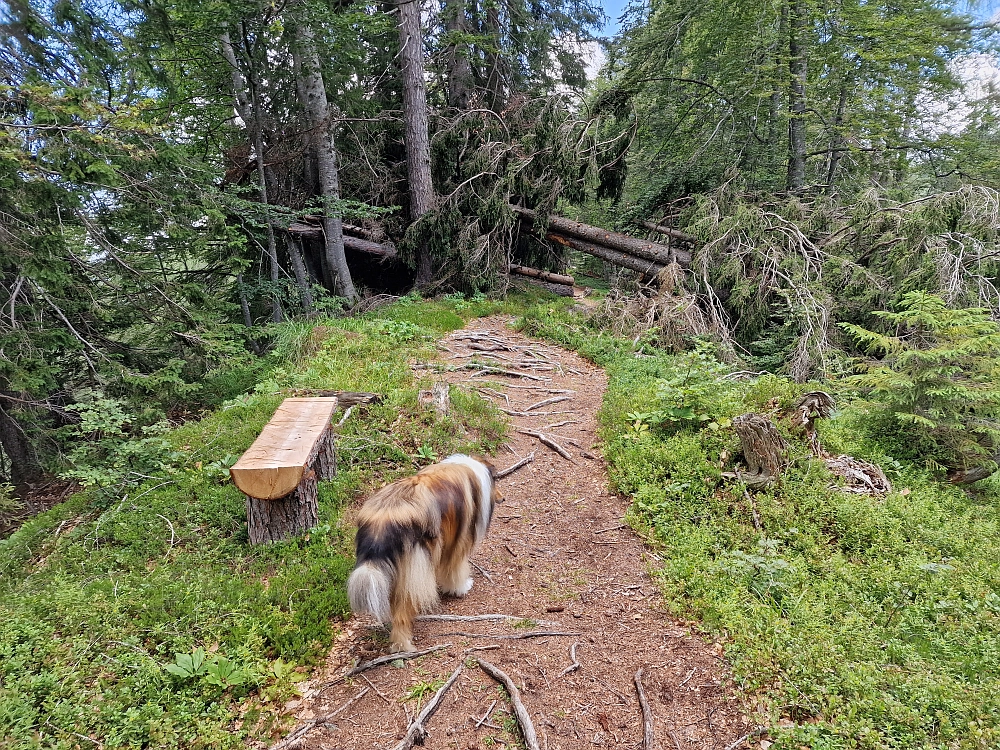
270,686,369,749
462,644,501,654
678,667,696,687
471,560,494,582
416,614,554,625
474,699,499,728
542,420,579,430
389,664,464,750
469,382,573,394
744,489,762,531
476,658,541,750
634,669,655,750
524,395,571,411
361,674,392,705
595,524,627,535
558,641,582,678
500,408,573,417
518,429,574,461
496,452,535,479
439,630,580,640
458,363,549,381
317,644,450,689
724,729,767,750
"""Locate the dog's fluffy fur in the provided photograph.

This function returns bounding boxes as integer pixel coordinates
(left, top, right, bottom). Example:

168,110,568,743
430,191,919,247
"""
347,454,501,652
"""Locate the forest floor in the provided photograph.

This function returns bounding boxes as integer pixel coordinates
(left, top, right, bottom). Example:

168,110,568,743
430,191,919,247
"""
280,316,752,750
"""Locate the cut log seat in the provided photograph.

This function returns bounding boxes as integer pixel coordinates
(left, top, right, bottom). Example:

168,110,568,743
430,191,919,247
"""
230,397,339,545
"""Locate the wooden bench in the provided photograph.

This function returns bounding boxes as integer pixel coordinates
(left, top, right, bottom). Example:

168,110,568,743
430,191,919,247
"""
230,397,339,545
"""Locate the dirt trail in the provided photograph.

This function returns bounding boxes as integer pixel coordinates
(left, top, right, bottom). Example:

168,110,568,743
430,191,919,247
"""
283,316,750,750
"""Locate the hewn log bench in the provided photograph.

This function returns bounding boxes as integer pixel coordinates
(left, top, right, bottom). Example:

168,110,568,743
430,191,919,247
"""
230,397,339,545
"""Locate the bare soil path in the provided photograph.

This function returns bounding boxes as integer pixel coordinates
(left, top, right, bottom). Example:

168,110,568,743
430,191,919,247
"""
282,316,751,750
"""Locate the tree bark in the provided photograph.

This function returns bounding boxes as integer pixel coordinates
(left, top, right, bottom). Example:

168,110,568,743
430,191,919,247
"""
396,0,436,286
292,26,359,303
286,234,314,314
444,0,474,109
235,272,263,355
220,30,283,322
732,413,788,486
547,234,668,278
0,400,43,486
509,265,574,286
825,84,849,192
513,206,687,266
785,0,808,192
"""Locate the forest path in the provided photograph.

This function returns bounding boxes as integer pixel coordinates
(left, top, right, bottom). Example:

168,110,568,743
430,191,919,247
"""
282,316,751,750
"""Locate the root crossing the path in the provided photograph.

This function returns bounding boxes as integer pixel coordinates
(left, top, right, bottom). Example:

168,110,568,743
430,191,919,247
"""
276,316,750,750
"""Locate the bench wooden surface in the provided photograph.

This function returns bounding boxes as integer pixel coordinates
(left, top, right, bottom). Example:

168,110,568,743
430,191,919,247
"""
230,397,340,500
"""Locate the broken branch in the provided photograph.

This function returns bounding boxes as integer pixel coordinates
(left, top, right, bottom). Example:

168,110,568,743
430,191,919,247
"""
476,658,541,750
558,641,582,678
635,668,655,750
496,452,536,479
389,663,464,750
518,429,574,460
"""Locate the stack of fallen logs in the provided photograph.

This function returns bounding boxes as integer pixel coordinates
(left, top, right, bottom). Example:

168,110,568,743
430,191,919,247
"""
511,205,696,282
288,216,397,259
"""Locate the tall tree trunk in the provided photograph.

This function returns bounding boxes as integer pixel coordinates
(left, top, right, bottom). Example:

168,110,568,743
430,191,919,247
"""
291,26,359,303
235,272,263,355
444,0,474,109
220,30,283,322
396,0,436,285
785,0,807,192
0,400,43,486
825,83,849,193
286,234,314,314
483,4,506,111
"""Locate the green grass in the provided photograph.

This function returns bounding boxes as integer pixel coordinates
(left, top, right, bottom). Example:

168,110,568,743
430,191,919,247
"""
0,295,509,749
517,302,1000,750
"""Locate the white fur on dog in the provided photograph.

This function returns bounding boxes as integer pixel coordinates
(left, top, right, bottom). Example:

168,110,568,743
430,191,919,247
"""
441,454,493,542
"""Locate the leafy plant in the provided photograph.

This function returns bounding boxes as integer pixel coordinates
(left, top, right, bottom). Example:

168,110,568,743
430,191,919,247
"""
163,648,210,679
840,292,1000,476
415,444,439,463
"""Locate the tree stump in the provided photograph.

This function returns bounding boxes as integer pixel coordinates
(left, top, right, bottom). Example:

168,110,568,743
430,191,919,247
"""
229,397,339,545
793,391,835,457
731,413,788,486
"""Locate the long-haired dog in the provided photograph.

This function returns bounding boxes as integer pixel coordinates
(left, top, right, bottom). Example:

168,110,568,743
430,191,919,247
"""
347,454,501,652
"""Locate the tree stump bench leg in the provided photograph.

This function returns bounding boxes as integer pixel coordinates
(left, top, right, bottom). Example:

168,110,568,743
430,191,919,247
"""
230,398,341,545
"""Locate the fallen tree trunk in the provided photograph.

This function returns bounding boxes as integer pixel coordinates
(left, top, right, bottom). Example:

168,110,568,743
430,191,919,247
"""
509,264,574,286
288,223,397,260
512,205,690,267
548,233,668,278
511,276,575,297
640,220,698,245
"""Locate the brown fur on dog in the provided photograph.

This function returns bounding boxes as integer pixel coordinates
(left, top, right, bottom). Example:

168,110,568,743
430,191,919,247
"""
347,455,501,652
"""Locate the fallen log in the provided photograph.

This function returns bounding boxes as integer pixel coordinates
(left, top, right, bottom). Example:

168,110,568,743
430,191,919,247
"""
640,220,698,245
513,205,690,267
512,276,575,297
509,264,574,286
288,221,397,259
548,233,668,278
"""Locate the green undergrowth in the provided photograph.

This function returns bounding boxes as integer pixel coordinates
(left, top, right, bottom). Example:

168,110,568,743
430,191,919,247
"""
516,300,1000,750
0,294,510,749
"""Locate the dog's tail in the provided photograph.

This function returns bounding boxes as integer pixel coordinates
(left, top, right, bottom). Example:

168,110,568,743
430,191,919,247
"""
348,561,393,624
348,544,439,626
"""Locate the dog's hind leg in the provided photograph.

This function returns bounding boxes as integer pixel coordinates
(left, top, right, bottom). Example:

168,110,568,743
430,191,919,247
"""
438,556,474,597
390,544,439,652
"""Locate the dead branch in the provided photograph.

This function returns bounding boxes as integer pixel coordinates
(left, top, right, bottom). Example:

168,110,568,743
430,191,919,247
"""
270,686,369,750
335,405,355,429
439,630,581,640
542,419,579,430
389,663,464,750
525,395,571,411
415,614,554,625
317,644,450,689
476,658,541,750
518,429,574,460
471,560,494,582
475,383,574,394
454,363,549,381
509,264,575,286
277,390,382,406
474,699,499,728
500,408,573,417
634,668,655,750
496,452,536,479
558,641,582,678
